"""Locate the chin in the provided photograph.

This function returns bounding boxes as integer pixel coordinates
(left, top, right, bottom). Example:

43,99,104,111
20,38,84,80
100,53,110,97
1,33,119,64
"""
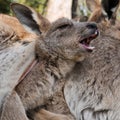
73,55,85,62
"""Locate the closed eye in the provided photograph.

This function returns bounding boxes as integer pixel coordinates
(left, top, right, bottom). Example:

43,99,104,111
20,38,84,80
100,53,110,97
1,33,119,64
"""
57,24,72,30
46,18,73,35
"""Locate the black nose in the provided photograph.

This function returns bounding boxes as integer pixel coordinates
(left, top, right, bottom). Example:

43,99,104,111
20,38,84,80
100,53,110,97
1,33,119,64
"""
86,23,97,29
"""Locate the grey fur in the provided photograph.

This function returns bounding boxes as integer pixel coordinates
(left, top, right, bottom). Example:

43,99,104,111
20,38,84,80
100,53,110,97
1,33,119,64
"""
0,3,98,120
64,0,120,119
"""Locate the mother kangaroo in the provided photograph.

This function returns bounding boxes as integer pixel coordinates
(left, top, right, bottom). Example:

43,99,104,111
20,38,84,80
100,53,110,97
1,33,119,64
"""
64,0,120,120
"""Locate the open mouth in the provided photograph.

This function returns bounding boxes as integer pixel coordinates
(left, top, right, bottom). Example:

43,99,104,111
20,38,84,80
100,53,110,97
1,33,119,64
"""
80,30,99,52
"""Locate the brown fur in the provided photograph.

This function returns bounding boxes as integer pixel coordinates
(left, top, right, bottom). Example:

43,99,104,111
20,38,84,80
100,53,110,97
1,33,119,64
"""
86,0,103,22
0,20,18,50
0,14,35,40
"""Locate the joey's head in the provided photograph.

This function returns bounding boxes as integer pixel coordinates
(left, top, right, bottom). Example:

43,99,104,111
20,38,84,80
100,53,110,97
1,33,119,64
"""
11,3,99,62
41,20,99,61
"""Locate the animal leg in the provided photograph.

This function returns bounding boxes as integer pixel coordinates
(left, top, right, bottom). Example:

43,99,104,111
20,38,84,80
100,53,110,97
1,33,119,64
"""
33,109,70,120
0,91,29,120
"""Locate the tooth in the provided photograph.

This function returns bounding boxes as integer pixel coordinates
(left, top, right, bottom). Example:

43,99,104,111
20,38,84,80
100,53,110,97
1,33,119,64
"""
95,31,98,35
89,46,95,49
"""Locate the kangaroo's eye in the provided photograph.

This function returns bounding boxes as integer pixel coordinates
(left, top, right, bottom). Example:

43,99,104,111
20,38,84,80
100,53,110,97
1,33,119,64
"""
55,21,73,31
57,24,72,30
46,19,73,35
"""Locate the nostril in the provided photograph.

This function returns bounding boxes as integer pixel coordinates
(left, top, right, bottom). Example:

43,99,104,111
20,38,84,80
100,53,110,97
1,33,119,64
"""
86,23,97,29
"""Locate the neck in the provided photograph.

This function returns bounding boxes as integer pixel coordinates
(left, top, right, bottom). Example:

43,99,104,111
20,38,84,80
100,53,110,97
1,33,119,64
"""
35,40,75,77
57,58,75,78
39,56,76,79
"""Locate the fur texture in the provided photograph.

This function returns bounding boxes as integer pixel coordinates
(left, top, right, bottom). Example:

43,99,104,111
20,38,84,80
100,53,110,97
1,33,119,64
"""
0,3,98,120
64,1,120,120
86,0,120,25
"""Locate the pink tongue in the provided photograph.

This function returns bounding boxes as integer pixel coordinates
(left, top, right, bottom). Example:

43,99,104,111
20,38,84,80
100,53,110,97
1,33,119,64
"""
82,45,95,50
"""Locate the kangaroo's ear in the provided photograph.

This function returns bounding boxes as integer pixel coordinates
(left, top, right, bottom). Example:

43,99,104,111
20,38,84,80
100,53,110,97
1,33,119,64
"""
86,0,102,22
101,0,120,25
86,0,101,12
10,3,51,35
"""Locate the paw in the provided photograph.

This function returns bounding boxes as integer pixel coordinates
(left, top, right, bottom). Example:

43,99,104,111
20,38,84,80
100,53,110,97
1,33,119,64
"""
50,114,70,120
33,109,71,120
